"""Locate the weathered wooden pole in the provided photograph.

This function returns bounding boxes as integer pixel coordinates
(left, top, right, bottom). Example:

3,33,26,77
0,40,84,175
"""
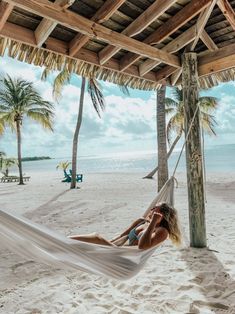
157,85,169,192
182,52,207,248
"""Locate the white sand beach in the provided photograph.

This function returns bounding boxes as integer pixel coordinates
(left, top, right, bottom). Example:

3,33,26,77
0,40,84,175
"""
0,171,235,314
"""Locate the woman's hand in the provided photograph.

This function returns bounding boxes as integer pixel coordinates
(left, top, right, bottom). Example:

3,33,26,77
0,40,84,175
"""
151,212,163,224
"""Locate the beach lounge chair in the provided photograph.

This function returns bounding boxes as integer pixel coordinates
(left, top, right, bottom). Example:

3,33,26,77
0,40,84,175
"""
1,175,30,183
69,170,83,183
62,172,71,183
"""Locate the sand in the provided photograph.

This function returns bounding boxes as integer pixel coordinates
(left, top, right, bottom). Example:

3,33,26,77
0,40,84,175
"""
0,171,235,314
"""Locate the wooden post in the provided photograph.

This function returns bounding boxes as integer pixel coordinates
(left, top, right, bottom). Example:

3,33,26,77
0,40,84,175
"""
182,52,207,248
157,85,169,191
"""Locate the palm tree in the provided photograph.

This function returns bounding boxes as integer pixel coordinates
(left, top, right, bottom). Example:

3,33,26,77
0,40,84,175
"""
56,160,71,177
0,151,6,170
144,87,218,179
42,68,105,189
0,75,54,184
0,119,4,135
1,157,17,177
156,85,168,191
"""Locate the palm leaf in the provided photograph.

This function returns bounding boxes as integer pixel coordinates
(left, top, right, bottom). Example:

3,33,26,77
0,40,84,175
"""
53,69,71,100
41,68,51,81
118,84,130,96
87,78,105,118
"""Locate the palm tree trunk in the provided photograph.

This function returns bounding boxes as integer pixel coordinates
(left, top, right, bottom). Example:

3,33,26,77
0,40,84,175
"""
143,134,181,179
16,119,24,185
157,86,168,191
70,77,86,189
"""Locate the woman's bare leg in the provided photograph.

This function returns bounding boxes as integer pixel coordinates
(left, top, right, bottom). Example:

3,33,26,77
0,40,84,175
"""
69,232,115,246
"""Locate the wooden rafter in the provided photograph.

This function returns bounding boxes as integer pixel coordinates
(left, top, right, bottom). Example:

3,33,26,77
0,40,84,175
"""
35,0,74,47
0,22,160,84
189,0,218,51
119,0,212,72
0,1,13,32
153,42,235,84
69,0,126,57
198,42,235,75
217,0,235,30
4,0,180,68
98,0,177,65
200,30,218,51
170,0,218,86
139,25,197,76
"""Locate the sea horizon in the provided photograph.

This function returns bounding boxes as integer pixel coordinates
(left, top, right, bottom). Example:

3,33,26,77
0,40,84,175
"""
8,143,235,175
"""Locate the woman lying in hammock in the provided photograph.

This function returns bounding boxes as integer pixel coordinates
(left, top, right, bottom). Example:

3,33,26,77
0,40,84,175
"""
69,202,182,250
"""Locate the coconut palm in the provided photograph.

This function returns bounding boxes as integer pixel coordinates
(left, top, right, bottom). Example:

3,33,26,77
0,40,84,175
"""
144,87,218,179
0,119,4,135
156,85,168,191
0,151,6,170
1,157,17,176
56,160,71,177
0,75,54,184
42,68,106,189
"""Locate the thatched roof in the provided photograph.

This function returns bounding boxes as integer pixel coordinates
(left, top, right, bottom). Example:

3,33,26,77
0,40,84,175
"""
0,0,235,90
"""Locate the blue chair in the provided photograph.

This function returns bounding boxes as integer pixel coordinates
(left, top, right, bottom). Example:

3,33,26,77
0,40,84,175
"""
69,170,83,183
62,171,71,183
76,174,83,183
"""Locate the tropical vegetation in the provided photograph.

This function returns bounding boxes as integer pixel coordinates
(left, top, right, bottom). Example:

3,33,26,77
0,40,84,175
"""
144,87,218,179
1,156,17,177
56,160,71,177
0,75,54,184
156,85,169,191
42,68,106,189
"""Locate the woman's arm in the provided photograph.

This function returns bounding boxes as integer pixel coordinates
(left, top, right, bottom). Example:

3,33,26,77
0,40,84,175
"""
110,217,145,242
138,213,168,250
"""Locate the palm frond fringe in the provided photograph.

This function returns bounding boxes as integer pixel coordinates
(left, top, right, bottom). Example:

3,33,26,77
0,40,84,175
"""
0,37,235,90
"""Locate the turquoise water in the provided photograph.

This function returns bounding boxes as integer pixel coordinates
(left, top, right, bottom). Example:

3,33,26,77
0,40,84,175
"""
13,144,235,174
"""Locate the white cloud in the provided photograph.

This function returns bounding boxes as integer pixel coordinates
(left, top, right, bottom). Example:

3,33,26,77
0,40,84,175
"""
215,94,235,133
1,56,235,158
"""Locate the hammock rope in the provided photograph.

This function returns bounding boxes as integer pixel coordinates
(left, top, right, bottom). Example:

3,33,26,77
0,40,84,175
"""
172,103,200,177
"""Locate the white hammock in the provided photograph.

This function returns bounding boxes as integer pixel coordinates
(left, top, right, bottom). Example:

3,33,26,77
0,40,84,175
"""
0,176,175,280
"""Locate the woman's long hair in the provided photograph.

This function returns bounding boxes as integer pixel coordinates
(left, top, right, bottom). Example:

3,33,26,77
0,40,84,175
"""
157,203,182,246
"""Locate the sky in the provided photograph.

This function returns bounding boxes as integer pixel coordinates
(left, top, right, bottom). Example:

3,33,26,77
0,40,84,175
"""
0,55,235,158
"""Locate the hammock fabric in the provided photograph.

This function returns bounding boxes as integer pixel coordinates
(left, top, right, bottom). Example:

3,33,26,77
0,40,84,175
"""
0,177,175,280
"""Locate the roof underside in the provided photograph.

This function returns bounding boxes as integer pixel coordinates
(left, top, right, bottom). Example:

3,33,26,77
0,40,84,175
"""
0,0,235,90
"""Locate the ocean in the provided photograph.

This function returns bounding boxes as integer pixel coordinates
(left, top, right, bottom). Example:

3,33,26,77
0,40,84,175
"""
13,144,235,175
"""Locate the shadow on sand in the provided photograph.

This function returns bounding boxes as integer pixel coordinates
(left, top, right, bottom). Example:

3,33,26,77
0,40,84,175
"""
180,247,235,314
25,189,71,219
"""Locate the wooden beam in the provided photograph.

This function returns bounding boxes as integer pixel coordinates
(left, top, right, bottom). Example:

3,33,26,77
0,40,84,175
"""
69,0,126,57
170,0,217,86
182,52,206,248
5,0,180,68
198,42,235,76
155,65,179,83
188,0,218,51
217,0,235,30
199,54,235,76
98,0,177,65
200,30,218,51
0,22,159,84
0,1,13,32
35,0,74,47
139,25,197,76
119,0,212,72
154,42,235,84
